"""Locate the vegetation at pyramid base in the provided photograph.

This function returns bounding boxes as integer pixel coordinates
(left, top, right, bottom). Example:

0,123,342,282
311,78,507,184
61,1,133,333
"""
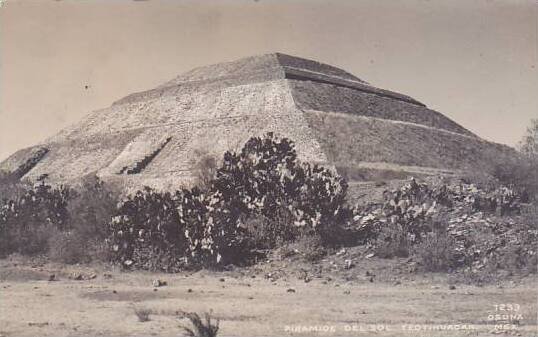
0,174,116,262
0,129,536,276
0,176,70,256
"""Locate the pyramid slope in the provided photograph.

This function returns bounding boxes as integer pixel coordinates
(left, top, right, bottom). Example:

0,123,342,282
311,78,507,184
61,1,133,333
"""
303,110,515,175
0,54,518,191
3,80,330,189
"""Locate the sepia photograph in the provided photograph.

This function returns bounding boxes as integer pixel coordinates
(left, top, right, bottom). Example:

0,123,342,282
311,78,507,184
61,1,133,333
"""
0,0,537,336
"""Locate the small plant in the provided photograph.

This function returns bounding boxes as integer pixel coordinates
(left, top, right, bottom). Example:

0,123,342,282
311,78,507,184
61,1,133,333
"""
413,222,458,272
286,234,327,262
179,311,219,337
374,223,412,258
134,307,152,322
193,152,218,191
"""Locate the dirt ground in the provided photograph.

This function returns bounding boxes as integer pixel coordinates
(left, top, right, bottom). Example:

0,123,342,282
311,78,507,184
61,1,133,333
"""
0,255,536,337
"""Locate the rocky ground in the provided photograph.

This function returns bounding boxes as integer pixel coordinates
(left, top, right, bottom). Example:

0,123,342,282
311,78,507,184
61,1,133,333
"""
1,254,536,337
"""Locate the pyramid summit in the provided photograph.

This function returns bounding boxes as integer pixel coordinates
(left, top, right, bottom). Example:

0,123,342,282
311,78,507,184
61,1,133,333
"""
116,53,424,107
1,53,517,191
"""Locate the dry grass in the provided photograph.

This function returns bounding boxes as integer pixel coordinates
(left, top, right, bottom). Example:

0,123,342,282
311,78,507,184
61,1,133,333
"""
179,311,219,337
133,307,152,322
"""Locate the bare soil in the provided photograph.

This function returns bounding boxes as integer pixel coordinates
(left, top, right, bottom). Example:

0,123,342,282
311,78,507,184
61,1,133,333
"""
0,255,536,337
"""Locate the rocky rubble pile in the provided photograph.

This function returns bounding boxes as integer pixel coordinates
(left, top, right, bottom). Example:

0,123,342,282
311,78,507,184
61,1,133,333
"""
446,211,537,273
353,178,537,272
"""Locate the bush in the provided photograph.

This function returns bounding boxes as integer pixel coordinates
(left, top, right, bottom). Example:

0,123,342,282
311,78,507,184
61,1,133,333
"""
374,223,412,258
0,175,120,263
57,176,119,263
413,220,458,272
193,152,218,191
48,230,90,264
0,180,70,256
496,246,538,275
213,134,349,232
42,176,119,264
357,177,537,280
67,176,119,242
364,178,525,259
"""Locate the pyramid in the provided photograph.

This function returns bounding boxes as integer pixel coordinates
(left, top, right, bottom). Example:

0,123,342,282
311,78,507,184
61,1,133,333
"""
1,53,517,191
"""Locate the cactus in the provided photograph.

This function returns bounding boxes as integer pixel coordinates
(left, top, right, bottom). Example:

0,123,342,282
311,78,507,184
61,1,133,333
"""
107,134,352,269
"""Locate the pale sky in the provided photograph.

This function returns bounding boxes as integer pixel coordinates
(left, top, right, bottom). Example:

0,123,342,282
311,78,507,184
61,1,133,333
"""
0,0,536,161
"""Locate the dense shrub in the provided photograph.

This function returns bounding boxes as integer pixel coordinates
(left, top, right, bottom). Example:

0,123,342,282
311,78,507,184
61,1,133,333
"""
67,176,119,241
48,176,119,264
0,174,120,263
0,180,70,256
180,186,258,267
459,211,538,278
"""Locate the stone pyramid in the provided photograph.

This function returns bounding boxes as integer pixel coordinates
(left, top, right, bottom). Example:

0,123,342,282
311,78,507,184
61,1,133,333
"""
1,53,516,191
